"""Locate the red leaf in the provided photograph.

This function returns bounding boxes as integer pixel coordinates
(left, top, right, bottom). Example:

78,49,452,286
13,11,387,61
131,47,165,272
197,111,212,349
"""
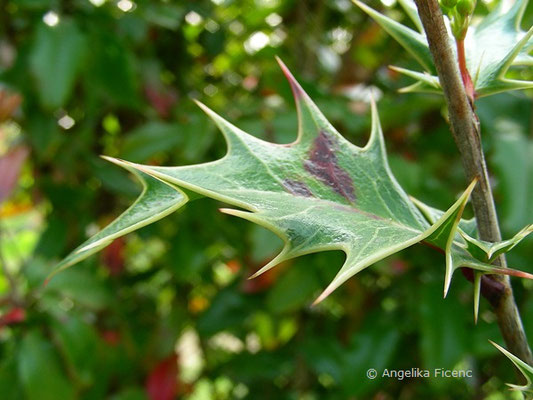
144,85,177,119
242,261,284,294
0,146,29,203
0,90,22,122
101,330,121,346
101,237,125,276
0,307,26,327
145,354,179,400
226,259,241,273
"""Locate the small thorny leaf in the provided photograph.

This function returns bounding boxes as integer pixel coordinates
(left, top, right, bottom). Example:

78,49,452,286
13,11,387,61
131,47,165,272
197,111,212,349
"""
355,0,533,97
491,341,533,395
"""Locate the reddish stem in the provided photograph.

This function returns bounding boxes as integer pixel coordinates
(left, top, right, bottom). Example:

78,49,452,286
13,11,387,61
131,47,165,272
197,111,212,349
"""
456,39,475,102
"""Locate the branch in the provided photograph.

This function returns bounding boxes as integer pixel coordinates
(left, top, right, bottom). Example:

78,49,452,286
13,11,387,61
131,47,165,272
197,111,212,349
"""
413,0,533,366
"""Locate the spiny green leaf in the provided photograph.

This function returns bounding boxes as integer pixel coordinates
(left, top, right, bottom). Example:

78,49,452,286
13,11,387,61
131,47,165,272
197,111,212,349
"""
412,196,533,262
52,58,533,304
354,0,533,97
460,224,533,262
412,195,533,322
353,0,434,72
49,160,187,280
490,340,533,395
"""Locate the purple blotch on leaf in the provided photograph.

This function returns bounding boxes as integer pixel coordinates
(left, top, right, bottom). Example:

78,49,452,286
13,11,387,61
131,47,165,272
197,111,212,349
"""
304,131,356,203
283,179,313,197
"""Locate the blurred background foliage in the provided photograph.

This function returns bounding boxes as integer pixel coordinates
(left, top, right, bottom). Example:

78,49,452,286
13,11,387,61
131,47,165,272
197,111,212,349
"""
0,0,532,399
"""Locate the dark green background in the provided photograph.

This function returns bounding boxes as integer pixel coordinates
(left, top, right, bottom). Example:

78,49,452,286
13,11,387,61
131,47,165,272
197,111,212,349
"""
0,0,532,398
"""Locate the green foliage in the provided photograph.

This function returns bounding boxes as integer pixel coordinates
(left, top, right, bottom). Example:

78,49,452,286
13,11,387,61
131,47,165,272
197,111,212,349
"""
30,20,87,110
18,331,75,400
1,0,532,399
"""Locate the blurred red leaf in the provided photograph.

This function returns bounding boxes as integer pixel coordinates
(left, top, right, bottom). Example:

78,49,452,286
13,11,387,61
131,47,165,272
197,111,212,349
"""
0,90,22,122
145,354,179,400
0,146,29,203
241,259,285,294
101,330,121,346
101,237,125,276
226,259,241,273
0,307,26,327
144,85,177,119
390,259,409,275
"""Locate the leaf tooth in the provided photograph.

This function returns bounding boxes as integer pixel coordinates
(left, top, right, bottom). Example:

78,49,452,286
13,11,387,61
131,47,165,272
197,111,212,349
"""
421,179,477,296
510,0,529,29
423,179,477,242
363,97,386,155
101,155,137,171
480,0,527,30
443,201,474,298
193,100,254,151
312,251,362,305
452,257,533,321
275,58,346,147
100,156,169,186
490,340,533,392
248,248,292,279
397,81,441,95
477,78,533,98
473,272,481,324
352,0,433,72
461,259,533,280
275,57,309,145
219,208,294,278
443,252,454,298
496,26,533,78
515,54,533,66
312,287,333,306
276,56,306,103
389,66,440,89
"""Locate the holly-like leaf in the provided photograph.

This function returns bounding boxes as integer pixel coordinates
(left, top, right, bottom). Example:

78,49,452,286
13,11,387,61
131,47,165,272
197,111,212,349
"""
52,59,533,304
490,340,533,395
354,0,533,97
